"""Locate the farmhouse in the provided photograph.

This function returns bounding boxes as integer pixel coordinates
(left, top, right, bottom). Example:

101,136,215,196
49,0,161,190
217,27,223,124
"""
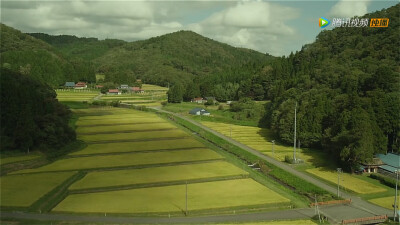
376,153,399,174
131,87,144,93
191,97,204,104
189,108,210,116
108,89,121,95
64,82,75,88
361,158,384,173
75,82,87,89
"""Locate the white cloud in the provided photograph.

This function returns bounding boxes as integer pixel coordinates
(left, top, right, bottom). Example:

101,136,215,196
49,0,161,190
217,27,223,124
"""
329,0,370,18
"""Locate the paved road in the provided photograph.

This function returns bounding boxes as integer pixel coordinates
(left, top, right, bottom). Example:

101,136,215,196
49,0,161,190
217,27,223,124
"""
152,108,392,221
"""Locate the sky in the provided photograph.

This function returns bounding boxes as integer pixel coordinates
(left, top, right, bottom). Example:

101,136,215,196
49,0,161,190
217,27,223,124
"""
1,0,397,56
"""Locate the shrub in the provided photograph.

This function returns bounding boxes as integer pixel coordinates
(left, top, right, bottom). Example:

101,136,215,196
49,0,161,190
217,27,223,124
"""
218,105,224,110
369,173,396,188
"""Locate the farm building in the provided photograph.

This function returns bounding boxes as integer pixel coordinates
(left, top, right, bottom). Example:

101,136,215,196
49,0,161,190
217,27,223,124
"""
75,82,87,89
95,85,104,89
119,84,129,89
376,153,400,174
108,89,121,95
131,87,144,93
360,158,385,173
189,108,210,116
191,97,204,104
64,82,75,88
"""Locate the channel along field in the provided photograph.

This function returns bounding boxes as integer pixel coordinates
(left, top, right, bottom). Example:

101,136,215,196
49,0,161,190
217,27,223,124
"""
200,121,393,208
2,106,298,216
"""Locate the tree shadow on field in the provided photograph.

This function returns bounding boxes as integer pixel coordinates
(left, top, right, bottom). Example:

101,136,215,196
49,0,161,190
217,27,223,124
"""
302,148,337,170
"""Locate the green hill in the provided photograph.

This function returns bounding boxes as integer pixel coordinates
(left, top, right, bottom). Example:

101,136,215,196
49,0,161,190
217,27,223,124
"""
262,4,400,170
0,24,95,87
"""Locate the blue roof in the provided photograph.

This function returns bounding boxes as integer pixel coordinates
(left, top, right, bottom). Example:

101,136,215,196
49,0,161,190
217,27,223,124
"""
65,82,75,87
377,153,400,168
380,165,397,173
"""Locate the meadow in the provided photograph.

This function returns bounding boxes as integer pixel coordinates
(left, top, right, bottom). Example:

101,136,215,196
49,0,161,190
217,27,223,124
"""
0,154,41,166
70,138,206,155
15,148,224,173
0,172,76,207
306,168,387,194
69,161,248,190
54,179,290,214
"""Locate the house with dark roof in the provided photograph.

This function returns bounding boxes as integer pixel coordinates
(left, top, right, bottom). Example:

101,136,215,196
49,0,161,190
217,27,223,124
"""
189,108,210,116
65,82,75,88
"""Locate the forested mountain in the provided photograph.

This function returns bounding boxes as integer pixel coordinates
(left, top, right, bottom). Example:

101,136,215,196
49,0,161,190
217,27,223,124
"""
0,68,76,152
93,30,272,86
259,4,400,170
0,24,96,87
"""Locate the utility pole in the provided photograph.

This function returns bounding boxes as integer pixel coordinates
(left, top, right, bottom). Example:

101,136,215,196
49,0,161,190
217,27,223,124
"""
394,169,398,222
293,102,297,163
337,168,342,197
230,124,232,138
185,181,188,216
272,140,275,156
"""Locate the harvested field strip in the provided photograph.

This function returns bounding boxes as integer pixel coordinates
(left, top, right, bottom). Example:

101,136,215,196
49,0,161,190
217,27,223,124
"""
53,179,290,214
234,220,317,225
76,118,164,126
306,168,386,194
76,122,175,133
0,155,41,165
70,138,206,155
69,161,247,191
79,129,189,142
84,136,191,144
78,114,158,121
78,128,176,135
14,149,224,173
77,121,168,127
0,172,76,207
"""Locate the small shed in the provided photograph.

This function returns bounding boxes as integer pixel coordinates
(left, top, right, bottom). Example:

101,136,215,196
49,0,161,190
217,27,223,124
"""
189,108,210,116
120,84,129,89
191,97,204,104
65,82,75,88
108,89,121,95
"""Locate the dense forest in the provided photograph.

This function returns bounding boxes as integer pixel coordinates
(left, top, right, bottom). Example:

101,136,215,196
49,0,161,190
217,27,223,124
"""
1,24,96,87
259,4,400,170
0,68,76,152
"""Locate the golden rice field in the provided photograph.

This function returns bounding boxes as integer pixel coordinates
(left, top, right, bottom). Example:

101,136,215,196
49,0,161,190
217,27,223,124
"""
141,84,169,91
223,220,317,225
79,129,189,142
56,90,99,102
201,121,312,162
0,172,76,207
54,179,290,214
76,117,163,126
306,168,386,194
69,161,248,190
76,122,176,134
14,148,224,173
70,138,206,155
369,195,398,209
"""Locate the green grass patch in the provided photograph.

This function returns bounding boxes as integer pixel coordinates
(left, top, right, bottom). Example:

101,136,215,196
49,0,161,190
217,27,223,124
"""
78,129,189,142
70,138,206,155
368,195,398,210
0,154,41,166
60,101,90,109
0,172,76,207
54,178,289,214
15,149,224,173
69,161,248,190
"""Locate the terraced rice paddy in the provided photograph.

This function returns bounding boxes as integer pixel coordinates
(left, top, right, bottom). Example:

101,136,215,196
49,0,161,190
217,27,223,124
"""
369,195,398,209
15,148,223,173
201,121,311,162
56,90,99,102
306,168,386,194
70,139,206,155
69,161,248,190
76,122,176,134
0,172,76,207
228,220,317,225
79,129,189,142
54,179,290,214
0,154,41,165
141,84,169,91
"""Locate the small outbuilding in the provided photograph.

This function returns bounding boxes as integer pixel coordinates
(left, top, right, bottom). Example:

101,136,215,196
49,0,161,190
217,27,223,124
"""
65,82,75,88
191,97,204,104
131,87,144,93
119,84,129,89
189,108,210,116
108,89,121,95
